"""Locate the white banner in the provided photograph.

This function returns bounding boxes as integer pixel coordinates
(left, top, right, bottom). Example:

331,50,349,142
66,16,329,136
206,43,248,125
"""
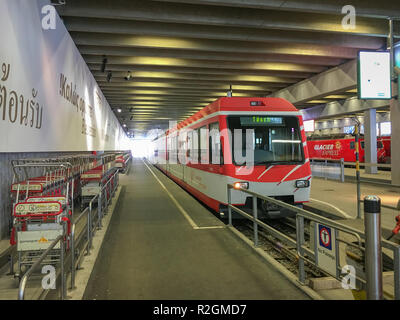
0,0,132,152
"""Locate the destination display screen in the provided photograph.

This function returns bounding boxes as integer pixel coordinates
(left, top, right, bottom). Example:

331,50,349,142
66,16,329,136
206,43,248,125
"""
240,116,284,126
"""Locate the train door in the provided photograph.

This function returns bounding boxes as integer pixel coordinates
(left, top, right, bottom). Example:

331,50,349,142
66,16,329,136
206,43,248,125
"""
209,122,222,166
166,134,171,173
184,130,193,185
176,131,185,181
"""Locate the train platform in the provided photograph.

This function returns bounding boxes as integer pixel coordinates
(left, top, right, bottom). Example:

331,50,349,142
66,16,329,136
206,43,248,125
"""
306,177,400,241
82,159,310,300
343,168,392,184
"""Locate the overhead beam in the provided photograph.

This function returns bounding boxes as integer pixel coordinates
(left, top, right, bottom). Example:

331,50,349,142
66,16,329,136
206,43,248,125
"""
57,0,398,36
95,78,287,87
83,55,326,73
301,98,393,121
90,64,312,79
64,17,385,49
270,59,358,104
108,100,214,105
92,70,300,84
152,0,400,19
102,88,267,95
98,82,277,91
104,91,252,97
71,32,359,59
79,45,346,66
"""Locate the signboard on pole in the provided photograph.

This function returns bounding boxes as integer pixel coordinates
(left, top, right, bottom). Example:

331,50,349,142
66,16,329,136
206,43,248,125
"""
315,223,337,276
357,51,392,100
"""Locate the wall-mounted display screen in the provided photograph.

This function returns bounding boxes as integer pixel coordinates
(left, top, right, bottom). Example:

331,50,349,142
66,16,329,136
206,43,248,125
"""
358,51,391,100
303,120,315,132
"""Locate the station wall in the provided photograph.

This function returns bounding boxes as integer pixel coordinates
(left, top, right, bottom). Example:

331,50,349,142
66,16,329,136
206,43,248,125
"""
0,0,132,152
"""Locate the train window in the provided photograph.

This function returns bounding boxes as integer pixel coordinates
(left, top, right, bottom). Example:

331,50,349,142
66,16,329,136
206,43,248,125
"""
209,122,222,165
192,129,199,163
360,141,383,149
227,115,304,165
168,135,176,163
199,126,208,164
350,141,355,149
187,131,192,159
167,136,171,161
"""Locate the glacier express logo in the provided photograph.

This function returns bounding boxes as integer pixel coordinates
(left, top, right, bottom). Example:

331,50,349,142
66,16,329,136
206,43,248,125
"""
314,144,334,151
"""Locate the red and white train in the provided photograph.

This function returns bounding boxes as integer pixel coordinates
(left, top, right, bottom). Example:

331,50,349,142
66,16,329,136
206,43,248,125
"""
150,97,312,218
307,134,389,163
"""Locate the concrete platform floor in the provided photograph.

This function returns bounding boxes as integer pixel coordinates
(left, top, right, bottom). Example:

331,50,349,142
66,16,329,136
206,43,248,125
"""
308,177,400,233
343,167,391,183
83,159,309,300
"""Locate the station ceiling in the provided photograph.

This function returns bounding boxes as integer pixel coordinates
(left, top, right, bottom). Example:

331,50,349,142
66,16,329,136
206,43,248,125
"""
56,0,400,136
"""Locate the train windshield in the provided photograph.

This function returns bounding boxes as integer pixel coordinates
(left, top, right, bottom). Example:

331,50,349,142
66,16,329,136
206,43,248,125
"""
227,115,304,165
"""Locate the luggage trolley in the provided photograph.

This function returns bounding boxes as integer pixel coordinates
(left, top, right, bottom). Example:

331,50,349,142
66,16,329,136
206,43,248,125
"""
114,152,131,174
9,162,74,278
80,154,118,210
12,196,71,278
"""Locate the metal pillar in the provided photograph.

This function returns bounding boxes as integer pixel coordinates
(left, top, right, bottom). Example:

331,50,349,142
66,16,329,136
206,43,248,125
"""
355,122,362,219
340,158,345,182
98,192,102,229
87,203,92,254
390,96,400,185
227,187,232,226
364,109,378,174
252,196,258,247
364,195,383,300
296,215,306,284
388,19,400,185
389,18,395,81
60,223,66,300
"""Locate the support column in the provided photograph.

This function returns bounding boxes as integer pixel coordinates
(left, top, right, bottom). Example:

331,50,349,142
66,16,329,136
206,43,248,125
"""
391,98,400,185
364,109,377,174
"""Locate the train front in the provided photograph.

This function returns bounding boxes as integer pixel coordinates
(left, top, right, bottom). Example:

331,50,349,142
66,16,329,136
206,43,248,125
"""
222,98,312,219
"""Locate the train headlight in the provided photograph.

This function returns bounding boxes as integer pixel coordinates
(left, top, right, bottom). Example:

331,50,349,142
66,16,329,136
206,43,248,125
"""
295,180,310,188
233,182,249,190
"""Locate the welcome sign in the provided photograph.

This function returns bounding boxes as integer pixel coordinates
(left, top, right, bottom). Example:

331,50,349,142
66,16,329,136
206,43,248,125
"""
0,0,132,152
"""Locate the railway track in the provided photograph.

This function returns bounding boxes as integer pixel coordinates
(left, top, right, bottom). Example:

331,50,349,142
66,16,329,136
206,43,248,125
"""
232,217,329,279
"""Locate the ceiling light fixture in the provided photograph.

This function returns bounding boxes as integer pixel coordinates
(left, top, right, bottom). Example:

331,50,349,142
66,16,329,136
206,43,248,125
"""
124,71,133,81
101,56,108,73
106,71,112,83
227,85,233,97
51,0,66,5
